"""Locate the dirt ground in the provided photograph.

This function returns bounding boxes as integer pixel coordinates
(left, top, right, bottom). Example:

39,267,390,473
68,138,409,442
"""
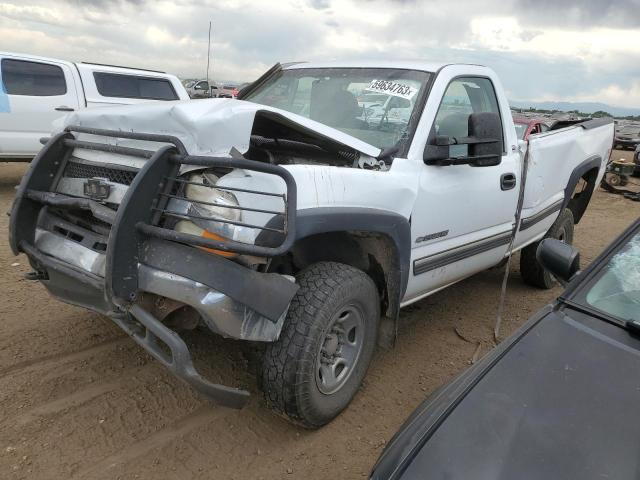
0,153,638,480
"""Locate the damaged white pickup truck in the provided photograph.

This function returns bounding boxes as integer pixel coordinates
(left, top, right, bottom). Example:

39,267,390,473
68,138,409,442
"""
9,61,613,427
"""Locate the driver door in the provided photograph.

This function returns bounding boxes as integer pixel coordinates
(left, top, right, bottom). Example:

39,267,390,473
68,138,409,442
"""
404,77,521,302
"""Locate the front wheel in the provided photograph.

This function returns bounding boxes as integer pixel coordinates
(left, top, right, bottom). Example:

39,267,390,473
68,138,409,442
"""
261,262,379,428
520,208,575,289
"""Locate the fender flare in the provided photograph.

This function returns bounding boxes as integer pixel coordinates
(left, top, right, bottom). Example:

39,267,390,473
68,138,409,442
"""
562,154,602,223
257,207,412,315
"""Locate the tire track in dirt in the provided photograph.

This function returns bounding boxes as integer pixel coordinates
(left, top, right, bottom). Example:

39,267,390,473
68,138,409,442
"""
71,405,232,479
0,336,128,379
12,364,154,426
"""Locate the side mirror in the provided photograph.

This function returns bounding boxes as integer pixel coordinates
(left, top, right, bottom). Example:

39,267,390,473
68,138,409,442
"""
536,238,580,285
424,112,503,167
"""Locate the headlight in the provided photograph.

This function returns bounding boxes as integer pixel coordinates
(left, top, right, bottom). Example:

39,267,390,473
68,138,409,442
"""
186,171,240,220
172,170,255,257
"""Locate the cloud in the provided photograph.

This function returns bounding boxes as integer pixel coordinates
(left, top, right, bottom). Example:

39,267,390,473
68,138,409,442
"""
308,0,330,9
0,0,638,107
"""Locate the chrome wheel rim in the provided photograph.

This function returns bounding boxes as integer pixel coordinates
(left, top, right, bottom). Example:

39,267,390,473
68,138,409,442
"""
315,304,365,395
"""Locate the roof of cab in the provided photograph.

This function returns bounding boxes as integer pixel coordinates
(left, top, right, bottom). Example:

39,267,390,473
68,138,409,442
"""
282,60,467,73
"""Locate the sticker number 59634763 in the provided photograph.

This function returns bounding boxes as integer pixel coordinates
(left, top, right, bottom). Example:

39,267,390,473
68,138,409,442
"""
366,79,417,99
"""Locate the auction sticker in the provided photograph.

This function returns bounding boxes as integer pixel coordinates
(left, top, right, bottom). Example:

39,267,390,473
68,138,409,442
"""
366,79,417,99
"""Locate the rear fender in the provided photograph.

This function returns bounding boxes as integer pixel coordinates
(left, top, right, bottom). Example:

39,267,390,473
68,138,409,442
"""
563,155,601,224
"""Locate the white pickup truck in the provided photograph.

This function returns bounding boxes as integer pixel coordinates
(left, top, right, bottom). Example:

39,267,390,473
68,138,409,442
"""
0,52,189,161
9,60,613,427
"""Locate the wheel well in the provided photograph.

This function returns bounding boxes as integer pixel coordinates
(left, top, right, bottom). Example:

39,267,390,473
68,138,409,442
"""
267,231,400,319
566,167,598,224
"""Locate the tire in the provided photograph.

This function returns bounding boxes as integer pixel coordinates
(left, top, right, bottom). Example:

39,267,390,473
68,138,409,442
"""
607,173,622,187
261,261,380,428
520,208,574,289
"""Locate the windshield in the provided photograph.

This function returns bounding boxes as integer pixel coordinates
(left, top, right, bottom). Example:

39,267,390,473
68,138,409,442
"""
514,122,527,139
243,67,431,151
580,230,640,322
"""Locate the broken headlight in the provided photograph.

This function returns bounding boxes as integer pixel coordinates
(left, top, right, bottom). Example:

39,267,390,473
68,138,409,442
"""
173,170,254,257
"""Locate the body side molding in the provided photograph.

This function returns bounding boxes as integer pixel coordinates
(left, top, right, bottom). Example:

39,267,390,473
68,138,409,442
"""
413,230,512,276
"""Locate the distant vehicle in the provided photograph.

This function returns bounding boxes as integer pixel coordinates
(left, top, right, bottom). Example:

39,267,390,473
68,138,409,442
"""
0,51,189,162
634,144,640,176
186,79,220,99
614,124,640,150
371,217,640,480
513,116,549,140
219,84,239,98
357,93,413,127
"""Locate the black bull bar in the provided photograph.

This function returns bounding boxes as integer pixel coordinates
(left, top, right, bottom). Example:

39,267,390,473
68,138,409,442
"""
9,126,299,409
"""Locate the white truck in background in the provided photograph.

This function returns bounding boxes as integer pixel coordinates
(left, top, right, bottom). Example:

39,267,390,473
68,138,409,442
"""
9,61,614,428
0,52,189,161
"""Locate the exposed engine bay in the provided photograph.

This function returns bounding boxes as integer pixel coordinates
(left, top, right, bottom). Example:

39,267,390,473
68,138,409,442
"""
247,110,389,171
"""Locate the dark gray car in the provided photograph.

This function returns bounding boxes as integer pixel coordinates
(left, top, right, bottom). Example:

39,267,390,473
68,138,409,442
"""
371,218,640,480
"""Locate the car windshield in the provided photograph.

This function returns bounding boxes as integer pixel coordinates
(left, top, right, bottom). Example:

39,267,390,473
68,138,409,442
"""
580,230,640,322
243,67,431,151
514,122,527,139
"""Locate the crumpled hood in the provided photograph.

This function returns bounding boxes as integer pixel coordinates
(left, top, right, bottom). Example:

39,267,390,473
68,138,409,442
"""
56,98,382,159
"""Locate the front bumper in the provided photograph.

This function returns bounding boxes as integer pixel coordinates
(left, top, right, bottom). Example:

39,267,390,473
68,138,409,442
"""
9,127,298,409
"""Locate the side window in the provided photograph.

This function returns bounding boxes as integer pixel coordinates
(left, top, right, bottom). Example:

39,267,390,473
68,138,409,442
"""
93,72,178,100
539,123,549,133
434,77,501,156
1,59,67,96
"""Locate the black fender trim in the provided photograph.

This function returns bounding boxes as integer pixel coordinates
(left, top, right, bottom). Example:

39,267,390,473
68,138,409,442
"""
562,154,602,223
257,207,412,311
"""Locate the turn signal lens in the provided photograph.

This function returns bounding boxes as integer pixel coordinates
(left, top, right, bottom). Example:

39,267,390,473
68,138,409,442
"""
200,229,237,258
175,220,237,258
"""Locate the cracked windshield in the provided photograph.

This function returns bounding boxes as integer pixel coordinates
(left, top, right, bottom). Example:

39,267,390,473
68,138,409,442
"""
585,231,640,321
244,67,430,150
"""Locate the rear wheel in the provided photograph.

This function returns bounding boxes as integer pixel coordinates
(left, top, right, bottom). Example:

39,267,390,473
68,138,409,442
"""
520,208,574,289
261,262,379,428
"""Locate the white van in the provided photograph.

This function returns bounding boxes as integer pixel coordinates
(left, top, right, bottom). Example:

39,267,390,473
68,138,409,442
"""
0,52,189,161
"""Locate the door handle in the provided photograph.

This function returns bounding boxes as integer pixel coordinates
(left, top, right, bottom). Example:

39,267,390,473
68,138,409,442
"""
55,106,74,112
500,173,517,191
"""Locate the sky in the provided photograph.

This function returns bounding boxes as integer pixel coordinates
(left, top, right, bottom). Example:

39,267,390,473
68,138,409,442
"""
1,0,640,108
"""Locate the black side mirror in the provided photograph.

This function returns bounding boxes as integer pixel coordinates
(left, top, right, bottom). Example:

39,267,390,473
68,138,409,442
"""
424,112,503,167
536,238,580,284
